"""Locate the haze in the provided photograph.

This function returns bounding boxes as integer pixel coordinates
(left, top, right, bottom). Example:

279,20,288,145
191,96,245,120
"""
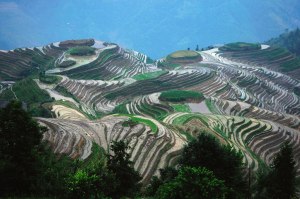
0,0,300,58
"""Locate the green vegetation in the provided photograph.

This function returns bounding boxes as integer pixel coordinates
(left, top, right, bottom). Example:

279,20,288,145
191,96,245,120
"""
0,48,55,81
67,46,96,56
167,50,200,59
293,87,300,96
54,85,79,102
146,133,246,199
107,141,141,198
179,133,246,199
119,114,158,133
220,42,261,51
146,56,155,64
159,90,204,102
39,71,61,84
68,140,141,199
0,102,141,198
267,28,300,56
132,70,167,80
255,142,297,199
222,43,300,72
171,103,191,112
0,101,75,197
166,50,202,64
1,103,297,198
0,78,53,117
63,45,118,80
205,98,220,114
112,102,129,114
130,116,158,133
155,167,228,199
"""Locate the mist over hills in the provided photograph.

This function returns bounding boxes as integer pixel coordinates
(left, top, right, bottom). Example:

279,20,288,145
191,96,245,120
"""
1,0,300,58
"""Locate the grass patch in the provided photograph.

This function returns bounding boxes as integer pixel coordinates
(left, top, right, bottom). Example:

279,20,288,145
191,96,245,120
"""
159,90,203,102
67,46,96,56
171,103,191,112
132,70,167,81
167,50,200,59
131,117,158,133
118,114,158,133
166,50,202,64
179,129,195,142
205,99,220,114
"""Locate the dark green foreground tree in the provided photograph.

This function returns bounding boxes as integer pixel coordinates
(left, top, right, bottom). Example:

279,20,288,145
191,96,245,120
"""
147,133,246,199
0,101,44,195
180,133,247,199
107,140,141,198
155,166,228,199
0,101,75,197
67,140,141,199
255,142,296,199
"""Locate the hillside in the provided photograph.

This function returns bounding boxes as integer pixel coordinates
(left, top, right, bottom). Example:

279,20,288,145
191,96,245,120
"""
267,28,300,56
219,42,300,79
1,38,300,187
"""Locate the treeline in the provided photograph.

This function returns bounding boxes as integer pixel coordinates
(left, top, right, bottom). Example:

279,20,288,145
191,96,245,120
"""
0,101,298,198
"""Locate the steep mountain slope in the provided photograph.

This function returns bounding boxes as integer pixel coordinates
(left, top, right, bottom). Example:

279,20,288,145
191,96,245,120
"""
1,39,300,185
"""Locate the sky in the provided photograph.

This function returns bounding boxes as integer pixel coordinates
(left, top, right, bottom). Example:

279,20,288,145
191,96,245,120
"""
0,0,300,58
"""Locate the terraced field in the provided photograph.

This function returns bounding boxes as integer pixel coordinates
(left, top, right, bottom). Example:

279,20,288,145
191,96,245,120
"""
1,39,300,186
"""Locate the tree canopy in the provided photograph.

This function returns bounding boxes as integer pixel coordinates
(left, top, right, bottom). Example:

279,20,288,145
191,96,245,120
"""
179,133,246,199
155,166,228,199
255,142,296,199
0,101,44,195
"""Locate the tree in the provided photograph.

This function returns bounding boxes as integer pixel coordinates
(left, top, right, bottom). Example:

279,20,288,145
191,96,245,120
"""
107,140,141,198
155,166,228,199
146,167,178,196
255,142,296,199
179,133,246,199
0,101,78,198
0,101,44,196
196,44,199,51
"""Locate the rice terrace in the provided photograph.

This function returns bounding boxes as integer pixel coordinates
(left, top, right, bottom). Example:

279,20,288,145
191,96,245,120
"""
1,33,300,198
